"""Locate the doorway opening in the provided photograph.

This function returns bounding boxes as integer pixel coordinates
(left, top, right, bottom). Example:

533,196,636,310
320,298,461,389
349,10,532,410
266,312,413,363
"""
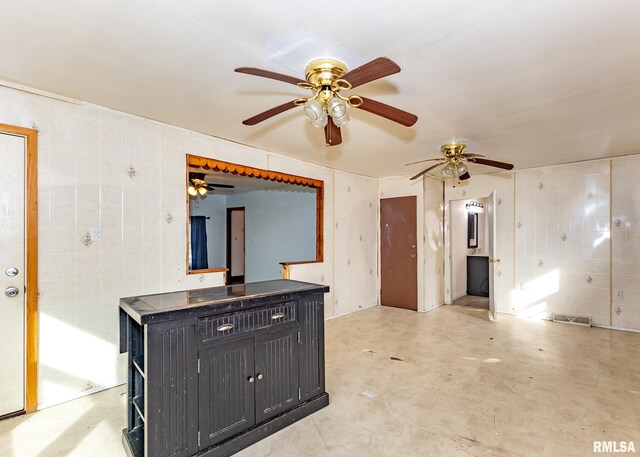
447,192,498,319
226,207,245,285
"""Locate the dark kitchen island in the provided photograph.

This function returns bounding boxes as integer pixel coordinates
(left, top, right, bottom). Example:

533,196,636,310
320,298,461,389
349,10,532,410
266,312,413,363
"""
119,279,330,457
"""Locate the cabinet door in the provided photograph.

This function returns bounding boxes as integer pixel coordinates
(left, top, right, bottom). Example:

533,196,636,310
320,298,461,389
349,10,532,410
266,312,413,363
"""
254,326,299,423
298,295,325,402
199,339,255,448
146,318,199,457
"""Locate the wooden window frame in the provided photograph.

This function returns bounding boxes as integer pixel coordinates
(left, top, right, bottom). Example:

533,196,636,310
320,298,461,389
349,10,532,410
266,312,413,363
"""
0,123,38,413
185,154,324,276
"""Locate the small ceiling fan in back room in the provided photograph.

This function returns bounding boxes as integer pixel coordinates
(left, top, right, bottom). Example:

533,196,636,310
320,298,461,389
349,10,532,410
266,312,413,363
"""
405,143,514,181
188,172,234,197
235,57,418,146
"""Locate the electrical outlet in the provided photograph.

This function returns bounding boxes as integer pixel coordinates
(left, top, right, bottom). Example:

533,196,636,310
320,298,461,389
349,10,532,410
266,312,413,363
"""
616,290,623,299
91,227,102,241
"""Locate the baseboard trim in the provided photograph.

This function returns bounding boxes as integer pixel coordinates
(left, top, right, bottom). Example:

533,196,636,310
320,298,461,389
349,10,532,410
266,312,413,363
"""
326,302,378,321
592,324,640,334
37,381,126,410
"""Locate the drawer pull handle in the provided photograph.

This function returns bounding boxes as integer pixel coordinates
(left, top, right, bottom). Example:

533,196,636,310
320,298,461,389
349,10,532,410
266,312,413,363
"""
271,313,285,321
217,323,234,332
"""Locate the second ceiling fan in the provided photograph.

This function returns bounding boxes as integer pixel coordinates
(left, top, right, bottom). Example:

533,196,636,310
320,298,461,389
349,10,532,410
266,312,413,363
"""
235,57,418,147
406,143,514,181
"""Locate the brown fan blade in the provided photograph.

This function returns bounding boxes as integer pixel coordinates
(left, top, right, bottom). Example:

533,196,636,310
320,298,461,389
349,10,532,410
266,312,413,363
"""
404,158,446,166
242,100,299,125
458,171,471,180
324,117,342,147
471,158,514,170
342,57,401,89
410,163,442,180
235,67,306,86
357,97,418,127
461,153,485,158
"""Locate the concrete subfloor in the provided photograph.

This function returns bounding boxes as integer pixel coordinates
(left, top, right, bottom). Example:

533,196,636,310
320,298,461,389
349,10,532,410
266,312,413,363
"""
1,304,639,456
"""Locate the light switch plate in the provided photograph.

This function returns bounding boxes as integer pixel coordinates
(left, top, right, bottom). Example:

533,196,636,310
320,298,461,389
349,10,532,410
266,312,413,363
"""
91,227,102,241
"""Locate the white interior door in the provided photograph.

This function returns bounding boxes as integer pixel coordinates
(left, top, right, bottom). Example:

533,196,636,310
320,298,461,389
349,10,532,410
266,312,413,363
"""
0,133,26,416
487,191,497,320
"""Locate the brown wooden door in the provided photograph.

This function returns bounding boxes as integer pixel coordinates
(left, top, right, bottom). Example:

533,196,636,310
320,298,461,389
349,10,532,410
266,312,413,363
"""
380,196,418,310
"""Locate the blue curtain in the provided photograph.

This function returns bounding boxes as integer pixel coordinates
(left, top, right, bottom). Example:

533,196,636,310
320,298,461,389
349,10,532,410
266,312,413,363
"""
190,216,208,270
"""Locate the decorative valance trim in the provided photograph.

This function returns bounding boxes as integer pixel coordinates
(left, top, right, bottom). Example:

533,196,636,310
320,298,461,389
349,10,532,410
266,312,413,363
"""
187,155,324,188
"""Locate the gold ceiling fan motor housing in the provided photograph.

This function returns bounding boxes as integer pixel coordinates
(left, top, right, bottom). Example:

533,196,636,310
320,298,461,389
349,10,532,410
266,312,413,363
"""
294,58,363,107
441,142,468,165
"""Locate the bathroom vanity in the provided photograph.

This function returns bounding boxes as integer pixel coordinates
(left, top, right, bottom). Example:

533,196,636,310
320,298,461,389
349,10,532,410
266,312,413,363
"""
466,254,489,297
119,279,329,457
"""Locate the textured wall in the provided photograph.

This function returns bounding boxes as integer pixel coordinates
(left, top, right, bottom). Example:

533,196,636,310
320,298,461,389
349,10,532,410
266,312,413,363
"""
332,172,378,317
423,176,445,311
514,161,610,325
610,157,640,329
0,85,378,408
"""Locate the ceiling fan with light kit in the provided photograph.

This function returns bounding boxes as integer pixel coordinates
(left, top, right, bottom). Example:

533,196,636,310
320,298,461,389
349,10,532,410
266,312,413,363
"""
235,57,418,146
406,142,514,181
187,172,234,197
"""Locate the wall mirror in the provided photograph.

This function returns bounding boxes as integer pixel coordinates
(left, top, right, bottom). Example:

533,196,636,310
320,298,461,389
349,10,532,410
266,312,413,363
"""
186,155,324,284
467,212,478,248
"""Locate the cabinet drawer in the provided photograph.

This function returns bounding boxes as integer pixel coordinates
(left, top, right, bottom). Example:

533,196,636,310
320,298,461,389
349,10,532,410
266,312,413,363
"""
200,301,297,343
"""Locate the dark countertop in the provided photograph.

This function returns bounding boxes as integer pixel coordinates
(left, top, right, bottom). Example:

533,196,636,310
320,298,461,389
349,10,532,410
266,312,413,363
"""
119,279,330,325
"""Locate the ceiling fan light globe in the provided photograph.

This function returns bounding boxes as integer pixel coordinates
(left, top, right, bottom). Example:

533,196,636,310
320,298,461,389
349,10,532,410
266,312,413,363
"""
327,98,347,119
332,111,350,127
188,185,198,196
456,163,468,175
441,163,456,177
311,111,328,128
303,99,325,121
198,187,208,196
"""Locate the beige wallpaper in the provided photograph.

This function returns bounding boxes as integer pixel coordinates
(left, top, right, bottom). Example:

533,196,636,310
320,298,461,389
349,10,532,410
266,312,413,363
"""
514,161,610,325
612,156,640,330
0,85,378,408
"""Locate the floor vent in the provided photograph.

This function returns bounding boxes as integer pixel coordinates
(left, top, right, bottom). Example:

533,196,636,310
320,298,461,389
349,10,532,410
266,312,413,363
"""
552,314,592,327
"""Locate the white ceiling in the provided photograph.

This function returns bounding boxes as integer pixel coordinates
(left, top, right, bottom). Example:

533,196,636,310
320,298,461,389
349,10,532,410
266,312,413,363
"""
1,0,639,178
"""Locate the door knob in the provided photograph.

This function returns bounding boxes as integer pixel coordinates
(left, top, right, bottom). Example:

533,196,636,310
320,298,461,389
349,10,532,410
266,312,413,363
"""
248,376,254,383
257,373,263,380
5,287,19,298
410,254,416,258
5,267,18,277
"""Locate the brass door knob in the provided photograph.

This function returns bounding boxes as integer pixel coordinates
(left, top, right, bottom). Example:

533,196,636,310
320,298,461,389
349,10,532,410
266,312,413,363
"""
410,254,416,258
